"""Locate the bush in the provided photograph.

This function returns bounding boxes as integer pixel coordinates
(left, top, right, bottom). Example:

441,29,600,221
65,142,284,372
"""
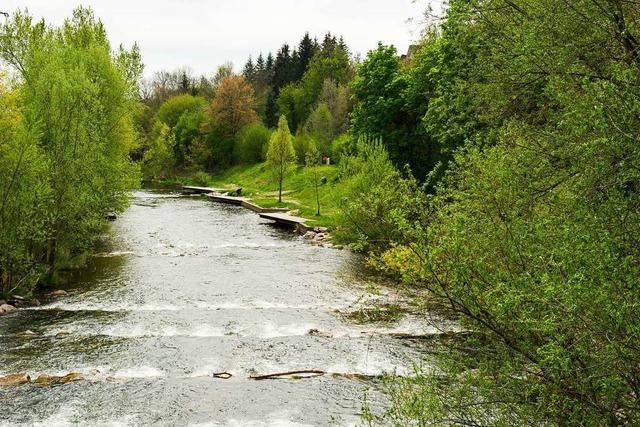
234,122,271,164
330,133,350,164
292,133,315,164
191,171,211,187
335,137,427,251
371,125,640,425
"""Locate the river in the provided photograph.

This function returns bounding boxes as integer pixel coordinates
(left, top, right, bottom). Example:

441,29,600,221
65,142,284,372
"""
0,189,441,426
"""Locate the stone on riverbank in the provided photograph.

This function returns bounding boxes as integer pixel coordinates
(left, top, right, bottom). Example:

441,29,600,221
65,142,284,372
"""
8,295,40,308
48,290,68,298
0,304,17,315
0,374,30,386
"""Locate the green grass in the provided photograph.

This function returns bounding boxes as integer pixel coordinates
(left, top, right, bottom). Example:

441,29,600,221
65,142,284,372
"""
207,162,346,228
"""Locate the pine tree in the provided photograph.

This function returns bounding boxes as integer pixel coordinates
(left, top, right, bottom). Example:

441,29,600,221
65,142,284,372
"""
180,71,190,94
273,44,293,93
243,56,255,83
296,32,317,80
265,52,275,86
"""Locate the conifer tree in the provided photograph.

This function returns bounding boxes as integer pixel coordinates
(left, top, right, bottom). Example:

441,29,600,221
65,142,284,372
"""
242,56,254,82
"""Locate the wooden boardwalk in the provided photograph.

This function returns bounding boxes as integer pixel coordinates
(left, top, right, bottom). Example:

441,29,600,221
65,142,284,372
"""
182,186,219,194
185,185,310,231
241,200,290,214
207,194,245,205
259,212,310,231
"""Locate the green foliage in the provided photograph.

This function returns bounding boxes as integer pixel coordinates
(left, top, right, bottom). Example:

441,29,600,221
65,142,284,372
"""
142,122,174,179
351,44,438,180
292,133,315,165
276,84,307,134
276,37,352,132
303,103,334,155
0,81,50,295
329,133,351,163
155,94,206,129
0,7,140,293
336,138,426,251
234,122,271,164
361,0,640,425
317,78,352,136
173,109,205,167
266,116,296,202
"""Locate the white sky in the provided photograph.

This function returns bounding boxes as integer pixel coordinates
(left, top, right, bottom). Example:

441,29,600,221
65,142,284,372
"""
2,1,432,78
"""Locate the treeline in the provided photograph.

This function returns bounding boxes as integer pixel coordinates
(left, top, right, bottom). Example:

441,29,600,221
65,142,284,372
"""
136,32,355,181
0,8,141,296
350,1,640,425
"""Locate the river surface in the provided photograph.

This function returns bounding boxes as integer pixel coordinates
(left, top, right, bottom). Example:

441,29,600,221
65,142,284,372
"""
0,190,441,426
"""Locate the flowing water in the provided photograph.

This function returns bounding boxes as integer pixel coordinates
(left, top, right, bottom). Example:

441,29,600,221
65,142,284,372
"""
0,189,443,426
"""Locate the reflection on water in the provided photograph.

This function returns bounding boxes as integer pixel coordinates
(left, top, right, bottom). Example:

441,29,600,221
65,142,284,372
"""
0,190,439,426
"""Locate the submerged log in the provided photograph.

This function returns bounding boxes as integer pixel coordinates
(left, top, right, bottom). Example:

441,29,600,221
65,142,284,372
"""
249,370,325,380
212,372,232,379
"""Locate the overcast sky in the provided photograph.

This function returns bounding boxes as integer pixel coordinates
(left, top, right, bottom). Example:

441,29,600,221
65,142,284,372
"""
3,1,432,78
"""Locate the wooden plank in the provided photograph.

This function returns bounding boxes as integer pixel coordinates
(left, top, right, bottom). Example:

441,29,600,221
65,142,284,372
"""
241,200,290,214
207,194,246,206
259,212,309,230
182,186,218,194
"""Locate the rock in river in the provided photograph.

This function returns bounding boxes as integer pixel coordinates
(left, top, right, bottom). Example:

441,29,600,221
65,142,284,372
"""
59,373,84,384
33,374,58,387
0,374,30,386
48,290,68,298
0,303,17,315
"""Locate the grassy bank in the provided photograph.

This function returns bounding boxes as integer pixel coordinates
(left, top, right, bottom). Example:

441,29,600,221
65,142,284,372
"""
190,163,346,229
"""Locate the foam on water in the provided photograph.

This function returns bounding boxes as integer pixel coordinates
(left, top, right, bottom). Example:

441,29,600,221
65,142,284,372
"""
112,366,165,379
27,300,351,312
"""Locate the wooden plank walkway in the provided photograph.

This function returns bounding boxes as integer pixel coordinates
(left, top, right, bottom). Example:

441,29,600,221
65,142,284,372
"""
195,187,310,231
241,200,290,214
182,186,219,194
259,212,310,231
207,194,246,205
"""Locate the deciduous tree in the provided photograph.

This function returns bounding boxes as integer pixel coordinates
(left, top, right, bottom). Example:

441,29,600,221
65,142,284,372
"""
266,116,296,203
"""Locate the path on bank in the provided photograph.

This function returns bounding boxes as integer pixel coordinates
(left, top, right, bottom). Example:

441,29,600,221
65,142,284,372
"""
0,190,448,426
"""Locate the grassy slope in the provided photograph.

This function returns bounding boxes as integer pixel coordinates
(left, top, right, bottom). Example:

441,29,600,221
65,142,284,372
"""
206,162,345,228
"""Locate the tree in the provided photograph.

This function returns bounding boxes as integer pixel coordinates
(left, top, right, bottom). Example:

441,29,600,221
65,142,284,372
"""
212,62,234,88
304,103,334,155
0,7,140,286
276,36,353,133
142,122,173,179
0,77,50,296
351,43,436,180
295,32,318,80
304,143,321,216
266,116,296,203
358,0,640,425
155,94,206,129
317,78,352,135
206,75,258,138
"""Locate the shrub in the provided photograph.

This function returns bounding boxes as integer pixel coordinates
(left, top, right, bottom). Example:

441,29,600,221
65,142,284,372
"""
292,133,315,164
330,133,350,164
335,137,427,251
234,122,271,164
